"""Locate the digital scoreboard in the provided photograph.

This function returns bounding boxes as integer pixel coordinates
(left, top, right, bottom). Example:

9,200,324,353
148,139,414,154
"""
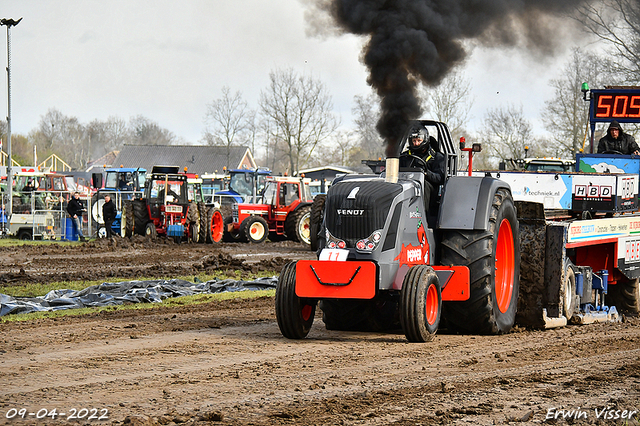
591,88,640,123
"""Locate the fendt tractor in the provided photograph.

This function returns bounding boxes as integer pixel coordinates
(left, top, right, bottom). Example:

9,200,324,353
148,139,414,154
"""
120,166,223,243
276,87,640,342
226,176,313,244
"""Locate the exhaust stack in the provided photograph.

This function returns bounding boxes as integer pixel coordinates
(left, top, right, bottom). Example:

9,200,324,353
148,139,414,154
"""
385,157,399,183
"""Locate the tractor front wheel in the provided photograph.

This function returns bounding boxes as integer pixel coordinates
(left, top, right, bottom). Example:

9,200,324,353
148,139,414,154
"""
242,216,268,244
121,201,134,238
440,188,520,334
222,216,244,242
275,261,316,339
145,222,157,238
400,265,442,342
189,222,200,243
285,206,311,246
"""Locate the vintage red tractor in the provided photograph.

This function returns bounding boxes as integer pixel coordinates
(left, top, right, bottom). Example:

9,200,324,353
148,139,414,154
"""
122,166,223,243
226,176,313,245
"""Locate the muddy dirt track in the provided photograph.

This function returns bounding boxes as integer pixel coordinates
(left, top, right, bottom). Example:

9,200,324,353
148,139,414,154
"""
0,238,639,425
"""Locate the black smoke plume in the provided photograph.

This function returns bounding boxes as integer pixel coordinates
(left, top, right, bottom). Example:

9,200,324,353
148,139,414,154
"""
306,0,591,157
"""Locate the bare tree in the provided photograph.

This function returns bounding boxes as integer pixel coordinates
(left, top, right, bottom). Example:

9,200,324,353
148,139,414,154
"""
578,0,640,83
541,48,616,157
29,109,89,169
128,115,176,146
313,130,359,168
87,116,128,158
418,70,474,142
203,86,252,169
480,104,534,164
259,68,339,174
351,93,384,161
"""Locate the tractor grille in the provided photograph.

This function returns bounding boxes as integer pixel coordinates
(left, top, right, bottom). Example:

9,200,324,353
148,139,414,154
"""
325,180,402,247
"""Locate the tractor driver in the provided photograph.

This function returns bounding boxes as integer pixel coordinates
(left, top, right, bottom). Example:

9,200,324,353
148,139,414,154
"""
399,126,446,213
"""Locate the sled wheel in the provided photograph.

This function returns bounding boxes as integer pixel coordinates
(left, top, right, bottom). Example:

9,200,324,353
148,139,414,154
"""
208,208,224,243
275,261,316,339
400,265,442,342
563,262,577,320
440,188,520,334
309,194,326,251
242,216,268,244
145,222,157,238
609,277,640,315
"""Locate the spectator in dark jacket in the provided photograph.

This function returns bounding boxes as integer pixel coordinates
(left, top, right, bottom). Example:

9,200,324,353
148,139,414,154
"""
597,121,640,155
67,192,87,242
102,195,117,238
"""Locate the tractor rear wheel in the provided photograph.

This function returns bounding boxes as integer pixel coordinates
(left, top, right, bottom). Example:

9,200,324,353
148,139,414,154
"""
132,200,149,235
121,201,134,237
608,277,640,316
275,261,316,339
440,188,520,334
242,216,268,243
400,265,442,342
285,205,311,246
309,194,326,251
208,208,224,243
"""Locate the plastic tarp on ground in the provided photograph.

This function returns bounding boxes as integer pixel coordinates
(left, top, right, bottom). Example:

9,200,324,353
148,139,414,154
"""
0,277,278,317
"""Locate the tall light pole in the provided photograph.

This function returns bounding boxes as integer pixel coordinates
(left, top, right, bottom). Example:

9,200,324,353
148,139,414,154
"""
1,17,22,217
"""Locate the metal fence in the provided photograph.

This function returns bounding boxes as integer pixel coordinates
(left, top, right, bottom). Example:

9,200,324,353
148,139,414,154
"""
1,190,94,241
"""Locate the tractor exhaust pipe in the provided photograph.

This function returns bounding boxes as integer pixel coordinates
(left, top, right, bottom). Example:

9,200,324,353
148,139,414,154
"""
385,157,399,183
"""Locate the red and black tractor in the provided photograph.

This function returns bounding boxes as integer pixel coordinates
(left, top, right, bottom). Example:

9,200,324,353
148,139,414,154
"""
276,121,521,342
226,176,314,245
122,166,222,243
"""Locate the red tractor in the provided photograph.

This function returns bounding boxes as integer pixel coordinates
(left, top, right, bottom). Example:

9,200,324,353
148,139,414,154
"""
226,176,313,245
122,166,222,242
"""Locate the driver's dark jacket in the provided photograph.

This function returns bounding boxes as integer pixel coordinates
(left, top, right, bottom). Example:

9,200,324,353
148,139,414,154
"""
597,126,639,155
398,149,446,186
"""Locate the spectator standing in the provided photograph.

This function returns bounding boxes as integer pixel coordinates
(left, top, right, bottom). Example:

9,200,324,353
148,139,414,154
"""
67,192,87,242
102,195,117,238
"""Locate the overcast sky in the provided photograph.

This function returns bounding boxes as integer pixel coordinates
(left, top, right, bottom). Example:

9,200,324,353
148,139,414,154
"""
0,0,601,148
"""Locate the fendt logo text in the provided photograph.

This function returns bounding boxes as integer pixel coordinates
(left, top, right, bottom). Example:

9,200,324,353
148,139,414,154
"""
337,209,365,216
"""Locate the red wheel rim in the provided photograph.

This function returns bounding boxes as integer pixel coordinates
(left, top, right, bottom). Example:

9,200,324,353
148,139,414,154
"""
425,282,438,325
301,304,313,321
495,218,515,313
211,211,224,242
